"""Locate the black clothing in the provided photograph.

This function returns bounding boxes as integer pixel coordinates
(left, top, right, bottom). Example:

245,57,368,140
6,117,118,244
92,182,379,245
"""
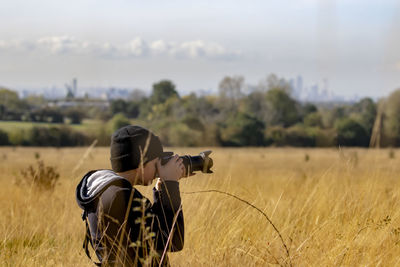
110,125,166,172
76,170,184,266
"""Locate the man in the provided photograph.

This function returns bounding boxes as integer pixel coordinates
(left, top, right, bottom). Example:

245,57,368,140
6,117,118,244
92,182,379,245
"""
76,125,185,266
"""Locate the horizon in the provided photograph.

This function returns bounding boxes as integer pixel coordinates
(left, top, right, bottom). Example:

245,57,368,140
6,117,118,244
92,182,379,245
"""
6,79,382,104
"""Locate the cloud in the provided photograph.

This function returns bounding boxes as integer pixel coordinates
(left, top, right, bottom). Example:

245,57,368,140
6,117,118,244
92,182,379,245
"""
125,37,149,57
0,36,241,60
150,40,171,55
37,36,82,54
149,39,241,60
176,40,240,60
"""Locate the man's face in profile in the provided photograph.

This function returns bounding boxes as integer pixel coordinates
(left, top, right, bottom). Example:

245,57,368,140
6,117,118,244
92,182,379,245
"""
139,158,158,186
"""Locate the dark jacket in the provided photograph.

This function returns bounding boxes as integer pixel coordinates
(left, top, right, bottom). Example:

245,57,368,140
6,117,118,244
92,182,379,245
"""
76,170,184,266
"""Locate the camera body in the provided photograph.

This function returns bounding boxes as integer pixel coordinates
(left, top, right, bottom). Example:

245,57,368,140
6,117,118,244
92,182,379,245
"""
161,150,213,176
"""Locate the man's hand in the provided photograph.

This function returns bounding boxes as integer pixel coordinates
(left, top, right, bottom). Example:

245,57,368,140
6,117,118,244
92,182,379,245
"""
156,154,184,182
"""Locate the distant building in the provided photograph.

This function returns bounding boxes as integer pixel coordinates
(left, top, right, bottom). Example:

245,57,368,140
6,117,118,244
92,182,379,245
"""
289,76,358,103
49,100,109,109
101,87,131,100
291,75,303,100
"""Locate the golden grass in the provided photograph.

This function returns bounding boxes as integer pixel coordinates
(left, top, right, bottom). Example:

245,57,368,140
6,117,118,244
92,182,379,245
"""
1,147,400,266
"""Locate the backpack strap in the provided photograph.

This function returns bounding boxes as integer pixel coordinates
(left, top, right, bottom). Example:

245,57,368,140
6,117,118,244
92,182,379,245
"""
82,210,102,266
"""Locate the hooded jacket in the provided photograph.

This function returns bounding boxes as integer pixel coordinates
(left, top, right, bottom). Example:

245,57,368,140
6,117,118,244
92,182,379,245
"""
76,169,184,266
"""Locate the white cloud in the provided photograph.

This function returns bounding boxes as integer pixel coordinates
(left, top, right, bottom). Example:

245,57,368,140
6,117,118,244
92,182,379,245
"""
125,37,149,57
0,36,241,61
37,36,82,54
177,40,240,60
150,40,171,55
150,39,241,60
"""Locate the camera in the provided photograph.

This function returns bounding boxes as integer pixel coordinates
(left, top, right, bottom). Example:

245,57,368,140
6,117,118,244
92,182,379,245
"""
161,150,213,176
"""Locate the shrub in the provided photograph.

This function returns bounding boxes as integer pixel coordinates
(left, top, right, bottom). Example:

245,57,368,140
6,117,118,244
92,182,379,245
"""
92,125,111,146
285,126,316,147
168,122,203,147
265,126,286,146
8,129,30,146
19,159,60,191
304,112,323,127
28,127,58,146
265,125,322,147
181,115,205,132
58,126,91,146
219,112,265,146
312,128,336,147
109,113,131,132
335,118,369,147
28,108,64,123
23,126,90,146
65,108,85,124
0,129,10,145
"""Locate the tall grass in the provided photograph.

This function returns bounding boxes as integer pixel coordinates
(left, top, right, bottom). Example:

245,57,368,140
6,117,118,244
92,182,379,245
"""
1,147,400,266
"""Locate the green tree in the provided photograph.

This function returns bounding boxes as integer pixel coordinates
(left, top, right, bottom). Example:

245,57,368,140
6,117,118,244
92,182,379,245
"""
110,99,128,115
181,115,205,132
0,88,20,108
264,126,286,146
0,129,10,145
28,127,59,146
219,112,265,146
218,76,244,116
150,80,179,104
167,123,203,147
241,91,268,123
335,118,369,147
0,88,27,120
265,89,300,127
302,103,318,116
258,74,292,94
181,94,220,124
322,106,349,128
109,113,131,132
351,97,376,135
284,126,316,147
27,126,88,146
65,108,85,124
29,108,64,123
25,95,47,108
126,102,140,118
218,75,244,100
304,112,323,127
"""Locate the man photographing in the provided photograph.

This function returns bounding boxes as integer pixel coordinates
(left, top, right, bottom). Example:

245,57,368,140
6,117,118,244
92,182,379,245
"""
76,125,185,266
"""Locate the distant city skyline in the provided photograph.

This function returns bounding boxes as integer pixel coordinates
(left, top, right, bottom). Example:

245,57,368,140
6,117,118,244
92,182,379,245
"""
1,0,399,99
16,75,368,103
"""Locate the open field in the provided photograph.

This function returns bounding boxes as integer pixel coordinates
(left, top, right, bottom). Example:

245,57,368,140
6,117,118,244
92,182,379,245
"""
1,147,400,266
0,119,103,134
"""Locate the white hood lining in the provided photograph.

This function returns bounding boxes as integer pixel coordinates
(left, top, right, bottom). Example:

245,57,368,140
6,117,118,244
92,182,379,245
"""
85,170,122,198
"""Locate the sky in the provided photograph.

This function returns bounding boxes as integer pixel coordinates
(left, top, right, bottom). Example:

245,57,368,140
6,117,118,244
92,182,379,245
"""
0,0,399,98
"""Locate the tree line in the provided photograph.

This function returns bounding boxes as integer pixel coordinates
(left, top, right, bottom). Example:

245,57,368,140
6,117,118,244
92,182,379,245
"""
0,74,399,147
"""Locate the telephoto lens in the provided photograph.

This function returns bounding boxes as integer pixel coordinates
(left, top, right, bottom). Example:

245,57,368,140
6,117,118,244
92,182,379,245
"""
161,150,213,177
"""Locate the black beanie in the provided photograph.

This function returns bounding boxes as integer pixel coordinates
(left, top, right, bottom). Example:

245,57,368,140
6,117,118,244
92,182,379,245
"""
110,125,163,172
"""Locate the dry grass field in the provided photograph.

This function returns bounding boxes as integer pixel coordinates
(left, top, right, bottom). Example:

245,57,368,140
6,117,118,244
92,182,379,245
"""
1,146,400,266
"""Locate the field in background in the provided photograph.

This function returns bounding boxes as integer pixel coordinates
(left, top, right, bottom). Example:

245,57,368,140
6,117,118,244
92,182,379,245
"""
0,119,103,134
1,147,400,266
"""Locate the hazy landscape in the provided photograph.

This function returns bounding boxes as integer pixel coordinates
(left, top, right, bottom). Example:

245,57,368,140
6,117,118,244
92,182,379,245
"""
2,146,400,266
1,1,400,266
